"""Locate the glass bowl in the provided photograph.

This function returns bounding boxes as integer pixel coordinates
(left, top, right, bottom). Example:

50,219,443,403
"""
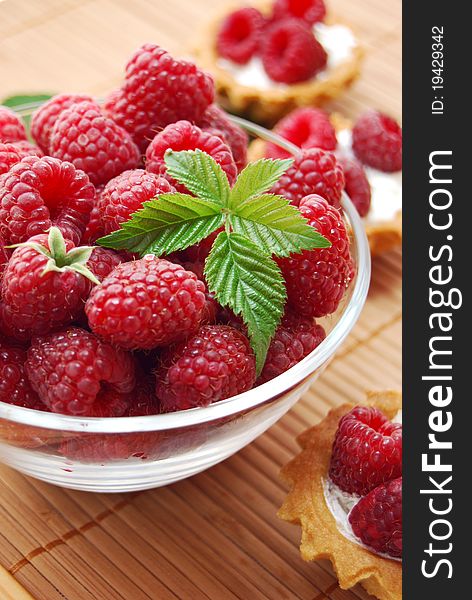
0,109,371,492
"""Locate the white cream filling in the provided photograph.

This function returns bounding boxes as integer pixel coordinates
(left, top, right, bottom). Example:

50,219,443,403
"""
217,23,357,90
323,476,402,562
336,128,402,225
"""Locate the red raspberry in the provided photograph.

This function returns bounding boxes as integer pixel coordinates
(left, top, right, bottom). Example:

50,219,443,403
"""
97,169,175,236
50,101,140,186
104,44,215,152
0,106,27,143
81,205,104,245
258,312,326,384
145,121,237,193
261,19,327,84
349,477,402,559
352,110,402,172
86,255,207,350
272,0,326,25
197,105,248,171
0,141,43,175
271,148,344,208
30,93,93,153
278,195,353,317
338,156,371,217
329,406,402,496
87,247,123,282
0,234,9,284
26,327,136,416
217,7,266,64
178,229,221,264
0,155,95,246
0,341,45,409
1,228,99,339
156,325,256,412
266,108,337,160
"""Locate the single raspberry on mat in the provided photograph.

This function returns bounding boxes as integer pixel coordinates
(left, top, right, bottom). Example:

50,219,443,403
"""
266,108,337,160
217,7,266,64
26,327,136,416
197,105,248,171
0,106,27,143
86,255,207,350
349,477,402,559
261,19,327,84
156,325,256,412
86,247,123,282
278,195,353,317
104,44,215,152
0,341,45,409
352,110,402,172
1,227,100,339
50,101,140,186
0,155,96,245
0,141,43,175
97,169,176,236
329,406,402,496
272,0,326,25
271,148,344,208
145,120,237,192
30,93,93,152
258,312,326,384
338,156,371,217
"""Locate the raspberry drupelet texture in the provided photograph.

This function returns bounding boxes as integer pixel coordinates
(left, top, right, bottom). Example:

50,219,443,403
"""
156,325,256,412
50,101,140,186
329,406,402,496
258,312,326,384
0,155,95,246
349,477,402,559
1,229,97,339
197,105,248,172
0,106,27,143
217,7,266,64
337,156,371,218
352,110,402,173
26,327,136,416
145,120,237,193
97,169,176,236
86,255,207,350
0,142,43,175
265,108,337,160
104,44,215,152
0,234,9,284
30,93,93,153
278,195,354,318
261,19,327,84
0,342,45,409
87,247,123,282
272,0,327,25
271,148,344,208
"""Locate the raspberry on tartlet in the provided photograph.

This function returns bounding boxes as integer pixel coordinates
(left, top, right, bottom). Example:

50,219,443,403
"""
352,110,402,173
85,255,207,350
217,7,266,65
272,0,327,26
145,120,237,193
337,155,371,218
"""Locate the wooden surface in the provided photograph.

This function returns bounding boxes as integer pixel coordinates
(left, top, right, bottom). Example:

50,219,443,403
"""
0,1,402,598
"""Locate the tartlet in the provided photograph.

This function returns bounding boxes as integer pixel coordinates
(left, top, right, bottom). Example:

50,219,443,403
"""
193,1,364,125
249,112,402,255
279,390,402,600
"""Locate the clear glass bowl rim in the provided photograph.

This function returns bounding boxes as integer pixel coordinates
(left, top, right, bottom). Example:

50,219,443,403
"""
0,110,371,433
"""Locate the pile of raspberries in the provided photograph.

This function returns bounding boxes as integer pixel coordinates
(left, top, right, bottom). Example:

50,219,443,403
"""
0,42,354,435
217,0,328,84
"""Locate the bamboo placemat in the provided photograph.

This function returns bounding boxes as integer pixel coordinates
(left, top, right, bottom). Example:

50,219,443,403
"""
0,1,401,598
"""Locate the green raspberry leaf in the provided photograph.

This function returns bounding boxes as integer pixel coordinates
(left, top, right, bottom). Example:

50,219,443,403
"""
204,231,287,374
230,158,293,207
98,193,224,256
164,149,231,206
230,194,330,257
